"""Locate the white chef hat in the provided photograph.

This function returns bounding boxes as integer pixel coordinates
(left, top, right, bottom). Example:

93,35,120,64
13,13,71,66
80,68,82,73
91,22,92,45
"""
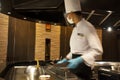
64,0,81,14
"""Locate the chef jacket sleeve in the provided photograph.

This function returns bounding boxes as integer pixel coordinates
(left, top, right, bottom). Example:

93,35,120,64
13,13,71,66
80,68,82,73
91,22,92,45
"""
66,52,72,59
81,27,103,66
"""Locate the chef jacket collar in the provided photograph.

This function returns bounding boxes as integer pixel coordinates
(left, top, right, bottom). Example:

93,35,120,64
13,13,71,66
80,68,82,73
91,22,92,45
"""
76,18,85,28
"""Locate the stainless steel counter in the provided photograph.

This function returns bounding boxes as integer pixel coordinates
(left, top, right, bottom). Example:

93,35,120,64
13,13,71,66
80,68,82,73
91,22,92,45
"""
5,65,79,80
1,61,120,80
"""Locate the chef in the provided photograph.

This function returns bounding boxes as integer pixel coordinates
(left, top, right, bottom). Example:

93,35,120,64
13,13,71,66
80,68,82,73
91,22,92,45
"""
57,0,103,80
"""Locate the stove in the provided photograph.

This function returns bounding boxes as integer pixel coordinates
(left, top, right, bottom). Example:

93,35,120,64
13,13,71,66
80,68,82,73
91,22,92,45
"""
8,65,79,80
97,62,120,80
0,61,79,80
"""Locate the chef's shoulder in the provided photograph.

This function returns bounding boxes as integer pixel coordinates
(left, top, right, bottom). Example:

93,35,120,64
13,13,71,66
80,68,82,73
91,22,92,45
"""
82,19,96,34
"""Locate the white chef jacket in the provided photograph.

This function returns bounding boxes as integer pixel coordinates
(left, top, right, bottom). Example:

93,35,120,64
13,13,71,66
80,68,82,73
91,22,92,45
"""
66,18,103,68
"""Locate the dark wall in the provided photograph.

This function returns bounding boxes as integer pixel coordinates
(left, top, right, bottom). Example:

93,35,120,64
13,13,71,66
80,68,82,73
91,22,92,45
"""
7,17,35,64
60,26,73,58
12,0,33,6
102,30,120,61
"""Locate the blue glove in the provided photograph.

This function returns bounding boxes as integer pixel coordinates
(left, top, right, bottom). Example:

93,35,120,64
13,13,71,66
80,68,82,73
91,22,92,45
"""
67,57,83,69
57,58,67,64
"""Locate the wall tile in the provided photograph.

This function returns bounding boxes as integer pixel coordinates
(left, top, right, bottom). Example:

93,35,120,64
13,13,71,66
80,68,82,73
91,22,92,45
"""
0,13,8,72
35,23,60,60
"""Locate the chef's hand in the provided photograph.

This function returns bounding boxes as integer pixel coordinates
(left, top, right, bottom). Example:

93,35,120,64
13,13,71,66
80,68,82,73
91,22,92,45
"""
57,58,68,64
67,57,83,69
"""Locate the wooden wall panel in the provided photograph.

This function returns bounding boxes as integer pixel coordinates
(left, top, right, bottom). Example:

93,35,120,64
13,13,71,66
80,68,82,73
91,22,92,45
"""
60,26,73,58
0,13,8,72
7,17,35,63
102,30,120,61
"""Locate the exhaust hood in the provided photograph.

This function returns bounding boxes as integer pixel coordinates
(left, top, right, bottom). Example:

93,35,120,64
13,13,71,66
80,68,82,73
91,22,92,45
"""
1,0,66,25
1,0,120,27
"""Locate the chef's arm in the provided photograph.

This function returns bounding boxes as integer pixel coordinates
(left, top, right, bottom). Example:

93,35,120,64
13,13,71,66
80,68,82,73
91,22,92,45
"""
57,52,71,64
81,30,103,66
